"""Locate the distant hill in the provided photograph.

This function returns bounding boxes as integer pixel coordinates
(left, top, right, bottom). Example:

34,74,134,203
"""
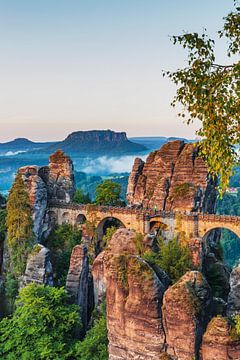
0,138,54,154
48,130,147,154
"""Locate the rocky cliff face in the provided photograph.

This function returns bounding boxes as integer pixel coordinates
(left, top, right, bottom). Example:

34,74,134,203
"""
21,244,53,287
18,150,75,241
127,140,217,213
103,229,169,360
66,244,94,334
202,316,240,360
162,271,212,360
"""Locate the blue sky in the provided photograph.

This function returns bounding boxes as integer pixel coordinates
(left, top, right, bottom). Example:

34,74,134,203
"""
0,0,234,141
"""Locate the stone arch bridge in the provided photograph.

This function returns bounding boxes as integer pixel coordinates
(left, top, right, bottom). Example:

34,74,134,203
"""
48,201,240,243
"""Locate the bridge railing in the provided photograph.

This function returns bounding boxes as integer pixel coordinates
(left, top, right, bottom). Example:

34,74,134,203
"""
48,201,240,223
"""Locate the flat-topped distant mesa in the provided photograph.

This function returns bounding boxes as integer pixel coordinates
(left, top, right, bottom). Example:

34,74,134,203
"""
47,129,147,154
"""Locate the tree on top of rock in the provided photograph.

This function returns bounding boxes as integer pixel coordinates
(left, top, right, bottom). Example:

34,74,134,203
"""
6,173,35,276
165,2,240,193
95,180,121,206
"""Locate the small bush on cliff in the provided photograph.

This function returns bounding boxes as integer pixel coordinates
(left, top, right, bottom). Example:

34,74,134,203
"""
95,180,121,206
0,284,80,359
6,173,34,276
74,188,92,204
143,237,192,283
46,223,82,286
102,226,116,248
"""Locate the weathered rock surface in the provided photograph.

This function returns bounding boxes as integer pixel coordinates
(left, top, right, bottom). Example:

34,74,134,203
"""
227,265,240,318
162,271,212,360
92,251,106,307
17,150,75,241
19,167,48,241
21,244,53,287
66,244,93,333
127,140,217,213
104,228,169,360
202,316,240,360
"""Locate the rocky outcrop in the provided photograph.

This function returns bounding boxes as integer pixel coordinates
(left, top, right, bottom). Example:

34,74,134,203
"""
21,244,53,287
17,150,75,241
102,228,169,360
19,166,48,241
127,140,217,213
92,251,106,307
66,244,94,333
227,265,240,318
162,271,212,360
202,316,240,360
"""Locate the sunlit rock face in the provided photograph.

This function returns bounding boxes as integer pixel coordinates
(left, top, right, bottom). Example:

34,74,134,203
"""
202,316,240,360
162,271,212,360
17,150,75,241
103,228,170,360
21,244,53,287
127,140,217,213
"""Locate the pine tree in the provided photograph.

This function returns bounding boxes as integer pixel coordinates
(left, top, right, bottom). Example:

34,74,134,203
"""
6,173,34,276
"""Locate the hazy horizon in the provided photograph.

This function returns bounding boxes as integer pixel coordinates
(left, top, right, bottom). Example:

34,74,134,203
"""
0,0,233,142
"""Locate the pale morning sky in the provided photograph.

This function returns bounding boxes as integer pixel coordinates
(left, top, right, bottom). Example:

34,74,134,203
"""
0,0,234,142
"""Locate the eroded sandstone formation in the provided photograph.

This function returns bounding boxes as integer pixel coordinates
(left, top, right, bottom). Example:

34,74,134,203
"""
202,316,240,360
127,140,217,213
18,150,75,241
21,244,53,287
66,244,94,333
162,271,212,360
227,265,240,318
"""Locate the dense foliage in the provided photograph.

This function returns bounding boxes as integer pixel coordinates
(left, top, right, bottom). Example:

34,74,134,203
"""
144,237,192,283
0,284,80,360
165,3,240,192
6,174,34,276
102,226,117,249
95,180,121,206
74,314,108,360
46,223,82,286
73,188,91,204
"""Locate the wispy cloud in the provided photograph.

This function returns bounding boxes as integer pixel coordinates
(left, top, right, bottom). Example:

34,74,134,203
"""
79,155,147,175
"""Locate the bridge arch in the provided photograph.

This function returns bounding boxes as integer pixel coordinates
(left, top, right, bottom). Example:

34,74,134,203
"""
47,210,58,226
61,211,70,224
97,216,125,239
149,220,169,234
76,213,87,225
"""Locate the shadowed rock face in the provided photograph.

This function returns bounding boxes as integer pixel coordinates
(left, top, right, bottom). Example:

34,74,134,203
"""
202,316,240,360
21,244,53,287
18,150,75,241
127,140,217,213
162,271,212,360
66,244,94,334
227,265,240,318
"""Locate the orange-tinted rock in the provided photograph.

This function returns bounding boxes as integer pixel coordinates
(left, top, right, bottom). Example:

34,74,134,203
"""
202,316,240,360
66,244,93,333
17,150,75,241
92,251,106,307
162,271,212,360
127,140,217,213
104,228,169,360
